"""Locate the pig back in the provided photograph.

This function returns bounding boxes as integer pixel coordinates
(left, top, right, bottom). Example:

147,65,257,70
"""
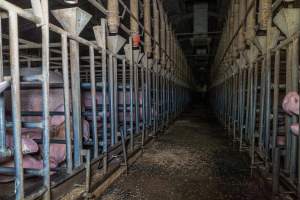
5,68,65,124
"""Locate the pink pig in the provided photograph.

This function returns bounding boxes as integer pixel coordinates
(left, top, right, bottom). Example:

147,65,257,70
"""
282,92,299,115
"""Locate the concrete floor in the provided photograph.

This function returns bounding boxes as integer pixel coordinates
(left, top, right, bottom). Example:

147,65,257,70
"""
100,105,267,200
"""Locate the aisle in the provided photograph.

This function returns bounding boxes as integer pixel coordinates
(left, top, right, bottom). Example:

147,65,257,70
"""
100,105,266,200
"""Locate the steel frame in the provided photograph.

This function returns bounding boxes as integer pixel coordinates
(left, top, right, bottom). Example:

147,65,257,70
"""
0,0,191,199
211,0,300,198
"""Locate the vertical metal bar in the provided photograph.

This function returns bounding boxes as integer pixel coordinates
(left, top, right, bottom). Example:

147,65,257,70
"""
89,46,98,158
284,45,292,172
272,50,280,191
134,59,139,135
291,38,299,179
272,147,280,195
9,11,24,200
41,0,50,198
108,54,115,145
70,38,82,167
145,58,149,134
264,49,272,165
61,33,72,174
129,38,134,151
259,59,266,152
113,57,118,144
141,63,145,146
0,16,6,153
251,62,258,164
101,19,108,173
122,59,127,138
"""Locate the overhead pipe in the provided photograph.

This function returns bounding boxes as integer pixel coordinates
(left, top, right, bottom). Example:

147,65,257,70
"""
131,0,140,47
238,0,246,51
233,0,239,57
153,0,160,61
246,0,256,43
159,0,166,66
258,0,272,31
144,0,152,57
107,0,120,34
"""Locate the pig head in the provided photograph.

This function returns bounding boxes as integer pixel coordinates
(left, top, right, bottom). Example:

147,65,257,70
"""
282,92,299,115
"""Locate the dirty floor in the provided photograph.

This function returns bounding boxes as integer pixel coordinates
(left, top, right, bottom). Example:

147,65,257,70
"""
99,105,267,200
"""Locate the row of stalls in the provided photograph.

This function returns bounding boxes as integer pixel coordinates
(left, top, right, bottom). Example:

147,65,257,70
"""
210,0,300,198
0,0,192,199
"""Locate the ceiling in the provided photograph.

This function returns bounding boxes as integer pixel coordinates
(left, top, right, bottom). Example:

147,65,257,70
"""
163,0,229,87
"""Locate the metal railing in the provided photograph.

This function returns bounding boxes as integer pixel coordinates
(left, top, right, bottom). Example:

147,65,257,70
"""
211,0,300,198
0,0,192,199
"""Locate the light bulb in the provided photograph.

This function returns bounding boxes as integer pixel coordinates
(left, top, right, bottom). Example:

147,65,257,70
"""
64,0,78,4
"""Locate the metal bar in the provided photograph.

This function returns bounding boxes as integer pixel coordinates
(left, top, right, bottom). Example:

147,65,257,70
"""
70,39,82,167
101,19,108,173
41,0,51,198
0,16,8,157
9,11,24,200
61,33,73,174
90,46,99,158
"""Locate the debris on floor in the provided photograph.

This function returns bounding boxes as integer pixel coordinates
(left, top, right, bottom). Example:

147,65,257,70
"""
100,105,267,200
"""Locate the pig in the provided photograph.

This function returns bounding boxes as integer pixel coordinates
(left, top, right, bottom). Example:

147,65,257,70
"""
282,92,299,115
0,135,39,163
0,155,47,183
1,68,90,179
48,119,90,168
0,118,90,179
82,90,144,123
277,136,286,146
290,123,299,136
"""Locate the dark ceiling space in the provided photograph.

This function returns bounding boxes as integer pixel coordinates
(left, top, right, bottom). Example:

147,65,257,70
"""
163,0,229,88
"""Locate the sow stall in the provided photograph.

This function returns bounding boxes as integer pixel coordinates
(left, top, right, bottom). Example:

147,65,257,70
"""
210,0,300,198
0,0,192,199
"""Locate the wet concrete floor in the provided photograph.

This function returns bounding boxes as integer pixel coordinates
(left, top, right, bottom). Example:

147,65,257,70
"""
100,105,267,200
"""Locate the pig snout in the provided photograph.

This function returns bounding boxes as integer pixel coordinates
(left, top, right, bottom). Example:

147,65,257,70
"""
283,92,299,115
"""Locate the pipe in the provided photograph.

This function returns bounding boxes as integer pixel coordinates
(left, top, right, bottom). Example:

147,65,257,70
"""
159,0,166,66
0,16,9,157
101,18,108,173
246,0,256,42
258,0,272,31
9,11,24,200
61,33,73,174
144,0,152,57
41,0,51,198
89,46,99,159
238,0,246,50
153,0,160,61
130,0,140,47
107,0,120,34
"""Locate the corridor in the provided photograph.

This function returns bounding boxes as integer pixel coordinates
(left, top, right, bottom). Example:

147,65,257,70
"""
100,105,266,200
